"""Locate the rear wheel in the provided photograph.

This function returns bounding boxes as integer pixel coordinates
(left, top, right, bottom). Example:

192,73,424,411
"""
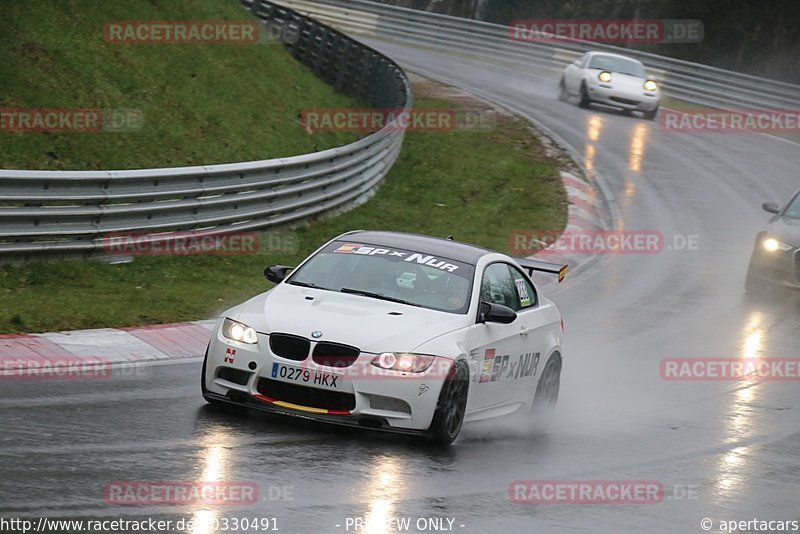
428,360,469,445
531,354,561,431
558,78,569,102
577,83,591,108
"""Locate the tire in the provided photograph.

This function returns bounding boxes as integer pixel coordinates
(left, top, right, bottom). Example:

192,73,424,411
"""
643,106,659,121
744,269,762,294
531,354,561,432
558,78,569,102
577,83,591,109
427,360,469,445
744,264,771,297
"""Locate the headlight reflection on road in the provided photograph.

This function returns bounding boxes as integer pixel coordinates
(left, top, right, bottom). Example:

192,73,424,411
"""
713,311,765,503
628,122,649,173
587,115,603,142
362,455,405,534
192,429,232,534
583,115,604,174
584,143,596,173
716,445,749,494
741,310,765,362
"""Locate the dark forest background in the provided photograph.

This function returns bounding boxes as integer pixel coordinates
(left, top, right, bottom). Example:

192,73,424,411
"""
373,0,800,84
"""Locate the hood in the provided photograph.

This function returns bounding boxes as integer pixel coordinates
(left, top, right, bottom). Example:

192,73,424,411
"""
231,284,470,354
766,217,800,247
608,72,652,92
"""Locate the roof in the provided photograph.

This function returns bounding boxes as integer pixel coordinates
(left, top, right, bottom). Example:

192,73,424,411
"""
586,51,645,64
337,230,495,265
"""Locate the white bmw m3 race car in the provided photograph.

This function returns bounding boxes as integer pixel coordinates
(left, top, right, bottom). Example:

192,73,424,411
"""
202,231,567,444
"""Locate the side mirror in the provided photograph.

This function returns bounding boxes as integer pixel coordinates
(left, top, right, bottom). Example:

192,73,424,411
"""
264,265,293,284
479,302,517,324
762,202,780,215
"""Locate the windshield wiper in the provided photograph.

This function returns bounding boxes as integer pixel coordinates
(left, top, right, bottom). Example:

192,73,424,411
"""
340,287,420,307
289,280,325,289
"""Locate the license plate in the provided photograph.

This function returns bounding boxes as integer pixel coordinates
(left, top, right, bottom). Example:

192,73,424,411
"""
270,363,342,390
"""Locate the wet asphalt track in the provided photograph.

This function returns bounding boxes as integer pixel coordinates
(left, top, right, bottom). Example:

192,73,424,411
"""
2,40,800,534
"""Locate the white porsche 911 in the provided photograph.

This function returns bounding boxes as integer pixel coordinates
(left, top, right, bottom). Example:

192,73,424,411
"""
202,231,567,444
559,51,661,119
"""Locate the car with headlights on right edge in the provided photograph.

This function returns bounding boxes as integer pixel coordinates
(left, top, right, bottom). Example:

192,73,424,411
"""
745,189,800,294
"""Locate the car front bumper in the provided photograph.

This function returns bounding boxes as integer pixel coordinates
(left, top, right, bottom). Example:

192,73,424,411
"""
203,326,451,433
587,83,660,111
748,245,800,288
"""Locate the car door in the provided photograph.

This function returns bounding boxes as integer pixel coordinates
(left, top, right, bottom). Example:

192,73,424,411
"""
464,263,528,414
505,264,553,405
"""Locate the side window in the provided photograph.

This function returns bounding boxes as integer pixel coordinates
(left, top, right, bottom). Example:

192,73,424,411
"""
509,266,538,310
480,263,519,310
579,53,590,68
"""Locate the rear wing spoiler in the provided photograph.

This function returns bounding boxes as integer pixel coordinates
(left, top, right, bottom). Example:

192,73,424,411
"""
514,257,568,283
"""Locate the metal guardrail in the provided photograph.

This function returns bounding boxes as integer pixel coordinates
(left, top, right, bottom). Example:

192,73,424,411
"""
0,0,411,257
287,0,800,111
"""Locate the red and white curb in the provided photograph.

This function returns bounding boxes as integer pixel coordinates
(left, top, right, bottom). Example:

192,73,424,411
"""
0,320,216,376
528,170,607,273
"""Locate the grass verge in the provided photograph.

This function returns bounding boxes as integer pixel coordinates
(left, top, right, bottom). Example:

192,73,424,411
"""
0,0,360,170
0,80,568,334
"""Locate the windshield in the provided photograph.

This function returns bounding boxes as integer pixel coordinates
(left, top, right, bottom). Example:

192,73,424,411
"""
589,55,646,78
785,194,800,219
287,241,475,314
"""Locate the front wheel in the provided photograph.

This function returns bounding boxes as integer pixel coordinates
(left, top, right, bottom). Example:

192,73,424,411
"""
531,354,561,431
744,269,762,294
643,106,659,121
744,262,773,298
427,360,469,445
577,83,591,109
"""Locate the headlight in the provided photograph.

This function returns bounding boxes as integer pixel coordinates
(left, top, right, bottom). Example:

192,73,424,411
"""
371,352,436,373
643,79,658,91
222,318,259,344
763,237,793,252
598,71,612,83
